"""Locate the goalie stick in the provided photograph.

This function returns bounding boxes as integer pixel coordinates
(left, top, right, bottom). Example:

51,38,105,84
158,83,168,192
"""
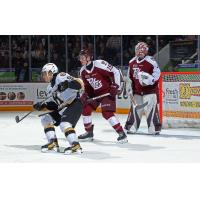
130,93,148,111
15,95,53,123
120,69,148,111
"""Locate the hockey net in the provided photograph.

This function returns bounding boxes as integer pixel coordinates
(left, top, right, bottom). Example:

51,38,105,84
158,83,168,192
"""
160,72,200,128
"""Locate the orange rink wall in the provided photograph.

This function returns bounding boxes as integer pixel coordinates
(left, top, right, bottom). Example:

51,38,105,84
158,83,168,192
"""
0,104,130,115
0,106,130,114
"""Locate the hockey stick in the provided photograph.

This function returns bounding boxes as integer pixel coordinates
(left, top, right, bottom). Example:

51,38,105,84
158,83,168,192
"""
38,93,111,117
130,93,148,110
15,95,53,123
15,111,33,124
123,74,148,111
38,96,75,117
86,92,110,103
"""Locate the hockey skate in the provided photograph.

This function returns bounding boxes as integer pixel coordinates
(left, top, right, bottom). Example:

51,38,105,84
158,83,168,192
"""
78,125,94,141
41,138,60,153
64,142,83,155
117,132,128,144
124,128,136,134
148,126,161,135
124,124,137,134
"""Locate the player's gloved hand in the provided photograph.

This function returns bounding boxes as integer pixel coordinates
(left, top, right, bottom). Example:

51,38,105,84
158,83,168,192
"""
80,92,89,105
57,81,68,92
52,91,57,99
110,83,119,97
33,102,46,111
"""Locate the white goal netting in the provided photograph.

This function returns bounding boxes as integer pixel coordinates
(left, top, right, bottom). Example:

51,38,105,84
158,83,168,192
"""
161,72,200,128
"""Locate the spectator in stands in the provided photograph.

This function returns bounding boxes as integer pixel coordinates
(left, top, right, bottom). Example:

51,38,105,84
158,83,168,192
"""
145,36,156,56
13,50,29,81
97,41,106,60
159,39,166,49
105,36,121,65
13,50,24,81
51,52,65,72
0,51,9,68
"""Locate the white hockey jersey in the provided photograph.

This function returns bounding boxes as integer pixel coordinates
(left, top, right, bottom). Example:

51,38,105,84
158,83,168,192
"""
46,72,82,106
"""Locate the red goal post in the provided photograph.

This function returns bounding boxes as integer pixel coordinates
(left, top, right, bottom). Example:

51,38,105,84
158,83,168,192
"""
159,72,200,128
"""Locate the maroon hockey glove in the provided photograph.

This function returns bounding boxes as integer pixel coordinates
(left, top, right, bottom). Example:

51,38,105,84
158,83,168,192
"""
110,83,119,97
80,92,89,105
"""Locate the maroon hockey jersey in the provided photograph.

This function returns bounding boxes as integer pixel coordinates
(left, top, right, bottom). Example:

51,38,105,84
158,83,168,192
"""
128,55,161,95
80,60,121,97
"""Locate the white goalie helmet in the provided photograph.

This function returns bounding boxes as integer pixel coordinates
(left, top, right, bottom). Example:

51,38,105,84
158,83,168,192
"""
42,63,58,74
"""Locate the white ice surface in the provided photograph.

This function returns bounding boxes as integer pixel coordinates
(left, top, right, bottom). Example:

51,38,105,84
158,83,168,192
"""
0,111,200,163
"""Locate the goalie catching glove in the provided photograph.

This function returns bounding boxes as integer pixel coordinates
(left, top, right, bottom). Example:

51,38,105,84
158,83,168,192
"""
138,71,155,86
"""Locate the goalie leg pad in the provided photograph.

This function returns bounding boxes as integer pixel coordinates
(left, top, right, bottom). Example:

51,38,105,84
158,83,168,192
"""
124,95,143,133
143,94,161,134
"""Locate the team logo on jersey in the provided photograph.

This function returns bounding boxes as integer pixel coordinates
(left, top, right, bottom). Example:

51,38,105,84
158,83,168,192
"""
85,75,90,79
133,64,138,68
133,68,140,79
87,78,102,90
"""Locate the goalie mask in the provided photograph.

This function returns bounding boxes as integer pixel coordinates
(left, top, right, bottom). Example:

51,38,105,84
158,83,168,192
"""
135,42,149,58
41,63,58,82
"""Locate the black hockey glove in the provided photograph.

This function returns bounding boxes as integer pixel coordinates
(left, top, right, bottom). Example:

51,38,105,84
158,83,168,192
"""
57,81,68,92
33,102,46,111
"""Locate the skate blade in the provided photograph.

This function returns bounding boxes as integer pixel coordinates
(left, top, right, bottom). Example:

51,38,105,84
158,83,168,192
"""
117,138,128,144
64,149,83,155
126,131,136,134
78,137,93,142
41,147,60,153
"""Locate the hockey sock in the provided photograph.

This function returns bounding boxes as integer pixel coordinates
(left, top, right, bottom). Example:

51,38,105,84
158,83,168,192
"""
64,127,78,145
102,111,124,134
44,126,56,142
83,115,93,132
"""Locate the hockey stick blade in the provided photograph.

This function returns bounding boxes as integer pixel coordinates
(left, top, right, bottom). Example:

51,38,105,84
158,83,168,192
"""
135,101,148,110
15,116,20,123
15,111,33,123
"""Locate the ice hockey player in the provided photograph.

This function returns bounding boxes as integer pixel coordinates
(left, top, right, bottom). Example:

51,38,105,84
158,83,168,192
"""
33,63,83,154
124,42,162,135
78,49,128,143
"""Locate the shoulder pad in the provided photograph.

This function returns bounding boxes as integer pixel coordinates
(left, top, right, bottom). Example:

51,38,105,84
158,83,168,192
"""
94,60,114,71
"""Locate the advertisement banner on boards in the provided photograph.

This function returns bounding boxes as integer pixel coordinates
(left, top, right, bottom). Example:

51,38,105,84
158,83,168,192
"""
0,83,48,107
